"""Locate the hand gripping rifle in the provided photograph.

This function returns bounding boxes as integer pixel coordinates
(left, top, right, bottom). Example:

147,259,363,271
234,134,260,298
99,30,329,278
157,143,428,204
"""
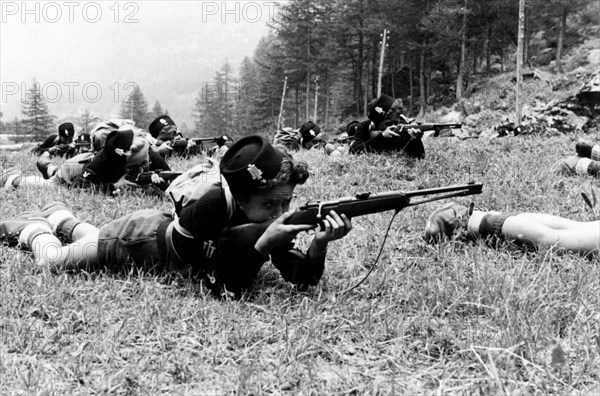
224,182,483,282
293,181,483,293
49,141,92,158
130,171,182,191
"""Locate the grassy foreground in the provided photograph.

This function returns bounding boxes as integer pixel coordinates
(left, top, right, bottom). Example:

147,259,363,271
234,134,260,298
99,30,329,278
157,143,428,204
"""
1,134,599,395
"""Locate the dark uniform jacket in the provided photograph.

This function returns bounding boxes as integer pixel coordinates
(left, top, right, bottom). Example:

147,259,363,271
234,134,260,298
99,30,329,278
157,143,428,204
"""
172,185,324,296
349,119,425,158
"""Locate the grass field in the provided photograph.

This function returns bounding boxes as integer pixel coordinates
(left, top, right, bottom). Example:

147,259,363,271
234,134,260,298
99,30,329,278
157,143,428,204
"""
1,134,599,395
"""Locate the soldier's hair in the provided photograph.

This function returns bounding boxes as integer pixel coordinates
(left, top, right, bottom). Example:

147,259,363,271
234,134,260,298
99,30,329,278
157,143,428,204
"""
129,130,149,155
237,144,308,199
389,99,404,114
270,144,309,186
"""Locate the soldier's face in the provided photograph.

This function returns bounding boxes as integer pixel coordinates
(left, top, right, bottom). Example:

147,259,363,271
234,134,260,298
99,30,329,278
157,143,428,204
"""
156,125,177,145
384,108,401,122
126,145,150,171
59,133,73,144
238,183,295,223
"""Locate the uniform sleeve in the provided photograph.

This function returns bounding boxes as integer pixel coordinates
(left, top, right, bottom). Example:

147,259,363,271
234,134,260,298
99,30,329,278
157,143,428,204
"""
69,152,119,193
270,245,325,289
32,134,59,155
350,121,403,154
39,134,59,149
177,188,273,297
72,167,115,194
149,148,171,171
177,188,253,291
349,121,378,153
216,226,270,296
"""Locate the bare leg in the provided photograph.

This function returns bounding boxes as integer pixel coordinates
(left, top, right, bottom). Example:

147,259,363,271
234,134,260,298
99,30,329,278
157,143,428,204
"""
31,234,63,265
71,223,100,242
33,229,100,271
45,214,100,270
512,213,585,230
501,216,600,255
19,174,58,187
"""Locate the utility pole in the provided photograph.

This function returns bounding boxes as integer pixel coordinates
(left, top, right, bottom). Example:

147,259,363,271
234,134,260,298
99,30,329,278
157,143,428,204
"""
277,76,288,131
313,75,319,122
516,0,526,126
377,29,388,97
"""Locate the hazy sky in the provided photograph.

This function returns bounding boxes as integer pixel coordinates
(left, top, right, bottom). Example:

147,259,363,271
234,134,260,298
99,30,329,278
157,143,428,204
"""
0,0,276,128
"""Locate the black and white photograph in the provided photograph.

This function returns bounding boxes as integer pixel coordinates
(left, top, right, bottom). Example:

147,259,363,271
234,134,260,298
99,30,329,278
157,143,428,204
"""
1,0,599,393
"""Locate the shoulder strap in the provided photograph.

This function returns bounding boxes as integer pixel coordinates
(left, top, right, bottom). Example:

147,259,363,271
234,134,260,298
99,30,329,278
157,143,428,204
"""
220,176,236,222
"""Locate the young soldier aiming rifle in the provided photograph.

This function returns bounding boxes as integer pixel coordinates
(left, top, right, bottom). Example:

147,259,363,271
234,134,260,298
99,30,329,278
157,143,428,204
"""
0,136,352,298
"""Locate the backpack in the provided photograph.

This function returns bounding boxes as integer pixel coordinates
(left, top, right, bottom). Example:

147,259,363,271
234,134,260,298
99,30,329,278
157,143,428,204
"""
165,157,235,219
273,127,301,150
90,119,135,151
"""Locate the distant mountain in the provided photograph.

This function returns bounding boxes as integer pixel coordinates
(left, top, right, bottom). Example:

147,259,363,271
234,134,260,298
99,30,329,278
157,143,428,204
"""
0,2,270,130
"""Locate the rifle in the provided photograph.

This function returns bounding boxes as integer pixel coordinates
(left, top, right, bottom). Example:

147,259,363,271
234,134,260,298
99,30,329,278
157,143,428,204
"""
131,171,182,191
387,121,463,137
74,141,92,151
332,134,352,145
48,141,92,158
288,182,482,226
225,182,483,248
170,136,232,155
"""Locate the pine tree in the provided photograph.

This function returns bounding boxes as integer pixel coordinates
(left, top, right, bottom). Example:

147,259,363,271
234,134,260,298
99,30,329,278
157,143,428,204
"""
78,109,101,134
152,101,165,118
191,92,205,135
7,117,27,143
120,86,151,129
235,56,260,136
21,79,54,141
250,35,287,133
198,59,237,137
13,118,26,142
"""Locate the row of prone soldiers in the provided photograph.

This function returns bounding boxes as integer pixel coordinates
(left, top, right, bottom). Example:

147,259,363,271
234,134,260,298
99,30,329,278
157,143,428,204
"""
1,95,598,299
274,93,600,180
1,133,598,300
2,115,233,194
274,94,426,158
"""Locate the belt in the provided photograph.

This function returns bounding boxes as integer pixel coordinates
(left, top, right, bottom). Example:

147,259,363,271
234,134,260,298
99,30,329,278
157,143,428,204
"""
156,219,174,263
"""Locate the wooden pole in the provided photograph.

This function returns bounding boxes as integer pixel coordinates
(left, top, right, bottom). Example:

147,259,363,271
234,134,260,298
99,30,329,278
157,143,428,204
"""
277,76,288,131
313,75,319,121
516,0,525,126
377,29,388,97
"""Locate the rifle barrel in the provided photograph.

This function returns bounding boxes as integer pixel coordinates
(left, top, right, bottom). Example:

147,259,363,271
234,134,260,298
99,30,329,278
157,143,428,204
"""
403,182,482,198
